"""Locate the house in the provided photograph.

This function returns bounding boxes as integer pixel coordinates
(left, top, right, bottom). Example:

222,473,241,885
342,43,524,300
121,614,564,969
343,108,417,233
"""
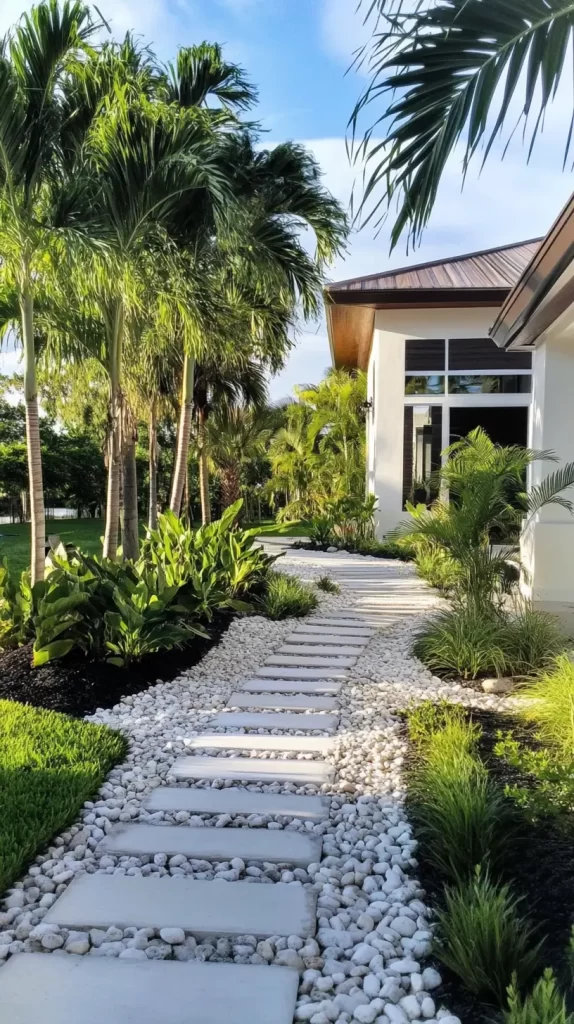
490,195,574,624
325,220,574,624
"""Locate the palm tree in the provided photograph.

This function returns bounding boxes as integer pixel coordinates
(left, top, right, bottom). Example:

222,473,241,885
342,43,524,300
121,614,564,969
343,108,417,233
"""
206,405,272,510
268,402,319,515
164,44,257,517
296,369,367,499
0,0,96,582
193,355,268,524
59,58,232,558
351,0,574,247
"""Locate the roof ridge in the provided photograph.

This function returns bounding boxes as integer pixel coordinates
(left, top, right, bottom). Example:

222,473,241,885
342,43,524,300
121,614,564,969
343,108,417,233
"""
326,237,543,291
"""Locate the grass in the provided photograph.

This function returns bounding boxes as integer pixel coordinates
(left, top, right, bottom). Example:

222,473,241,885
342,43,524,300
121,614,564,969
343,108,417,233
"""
435,871,543,1006
0,517,312,577
0,698,127,894
407,707,515,881
257,570,319,620
0,518,105,577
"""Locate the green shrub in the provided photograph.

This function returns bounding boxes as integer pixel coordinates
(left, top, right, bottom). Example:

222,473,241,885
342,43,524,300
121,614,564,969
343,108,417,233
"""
495,731,574,822
504,609,565,677
406,699,468,747
308,515,334,547
141,501,277,604
315,575,340,594
257,571,319,619
409,714,514,880
0,699,127,893
414,545,459,591
519,655,574,753
103,570,208,668
434,871,543,1006
505,970,573,1024
413,606,508,679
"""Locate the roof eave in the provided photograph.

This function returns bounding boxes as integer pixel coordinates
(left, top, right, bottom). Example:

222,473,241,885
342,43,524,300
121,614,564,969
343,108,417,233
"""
491,194,574,349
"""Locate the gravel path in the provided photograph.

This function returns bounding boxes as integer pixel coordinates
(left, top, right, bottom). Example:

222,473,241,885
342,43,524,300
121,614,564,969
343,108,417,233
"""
0,550,511,1024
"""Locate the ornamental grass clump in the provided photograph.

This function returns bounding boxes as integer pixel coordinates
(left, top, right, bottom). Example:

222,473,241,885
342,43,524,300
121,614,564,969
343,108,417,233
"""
315,575,340,594
408,713,515,881
519,655,574,753
413,606,508,680
435,871,543,1007
257,571,319,620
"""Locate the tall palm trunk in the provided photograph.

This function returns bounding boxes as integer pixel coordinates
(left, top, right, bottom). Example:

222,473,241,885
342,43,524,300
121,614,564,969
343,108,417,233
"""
122,412,139,560
197,406,211,525
21,279,45,586
103,302,124,560
170,353,195,517
148,399,158,531
221,464,241,509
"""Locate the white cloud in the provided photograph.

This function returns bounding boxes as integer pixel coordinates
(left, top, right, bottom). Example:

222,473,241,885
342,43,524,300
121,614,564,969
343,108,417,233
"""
319,0,372,71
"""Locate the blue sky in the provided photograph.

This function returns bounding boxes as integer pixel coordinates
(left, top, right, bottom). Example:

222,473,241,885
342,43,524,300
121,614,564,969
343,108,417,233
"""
2,0,574,399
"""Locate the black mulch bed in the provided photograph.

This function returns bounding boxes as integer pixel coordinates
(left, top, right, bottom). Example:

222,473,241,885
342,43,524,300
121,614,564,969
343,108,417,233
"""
405,706,574,1024
0,612,233,719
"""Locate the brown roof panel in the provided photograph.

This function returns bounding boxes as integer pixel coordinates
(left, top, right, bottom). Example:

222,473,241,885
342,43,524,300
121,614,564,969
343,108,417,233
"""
327,239,542,295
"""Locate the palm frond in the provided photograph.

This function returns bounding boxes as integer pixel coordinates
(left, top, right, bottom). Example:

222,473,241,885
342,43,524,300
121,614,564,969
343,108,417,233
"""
351,0,574,246
526,462,574,521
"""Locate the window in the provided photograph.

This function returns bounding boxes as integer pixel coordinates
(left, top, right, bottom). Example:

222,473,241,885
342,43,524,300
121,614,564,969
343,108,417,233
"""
448,374,532,394
405,375,445,395
403,406,442,508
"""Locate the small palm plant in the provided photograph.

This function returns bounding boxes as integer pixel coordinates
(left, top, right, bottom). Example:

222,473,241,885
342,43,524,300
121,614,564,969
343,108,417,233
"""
396,428,574,611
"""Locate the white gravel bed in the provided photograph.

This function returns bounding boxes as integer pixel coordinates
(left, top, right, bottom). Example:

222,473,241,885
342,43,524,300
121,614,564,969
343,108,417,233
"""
1,560,512,1024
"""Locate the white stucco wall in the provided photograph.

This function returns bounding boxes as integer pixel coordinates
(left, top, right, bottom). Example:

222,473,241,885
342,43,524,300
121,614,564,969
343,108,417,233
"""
367,307,502,537
521,318,574,619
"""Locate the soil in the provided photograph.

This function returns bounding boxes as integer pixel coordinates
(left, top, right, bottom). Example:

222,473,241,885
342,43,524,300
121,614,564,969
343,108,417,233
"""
0,612,232,718
406,707,574,1024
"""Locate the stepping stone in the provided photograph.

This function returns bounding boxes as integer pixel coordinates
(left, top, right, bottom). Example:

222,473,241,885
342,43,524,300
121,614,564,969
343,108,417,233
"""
241,678,342,695
295,624,373,637
255,667,348,681
228,693,337,711
183,733,334,753
278,644,363,657
171,754,335,786
310,613,365,621
144,786,331,820
99,823,322,866
44,873,317,937
287,633,369,646
266,654,356,668
310,616,368,626
209,711,339,732
0,955,299,1024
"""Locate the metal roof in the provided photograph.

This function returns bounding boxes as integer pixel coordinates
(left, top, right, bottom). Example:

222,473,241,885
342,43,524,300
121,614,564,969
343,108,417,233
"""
327,239,542,294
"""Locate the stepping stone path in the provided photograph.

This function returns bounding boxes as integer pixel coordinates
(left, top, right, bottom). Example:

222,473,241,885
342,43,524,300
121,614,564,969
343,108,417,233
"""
3,566,438,1023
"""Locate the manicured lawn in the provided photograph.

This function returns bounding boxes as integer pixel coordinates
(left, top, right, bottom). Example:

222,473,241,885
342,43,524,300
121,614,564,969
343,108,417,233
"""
0,518,105,577
0,699,127,894
0,516,310,576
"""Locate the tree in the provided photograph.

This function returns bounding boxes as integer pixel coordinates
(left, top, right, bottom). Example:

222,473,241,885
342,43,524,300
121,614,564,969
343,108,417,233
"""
0,0,96,581
351,0,574,247
193,354,268,524
59,50,232,559
164,44,257,517
206,405,272,509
